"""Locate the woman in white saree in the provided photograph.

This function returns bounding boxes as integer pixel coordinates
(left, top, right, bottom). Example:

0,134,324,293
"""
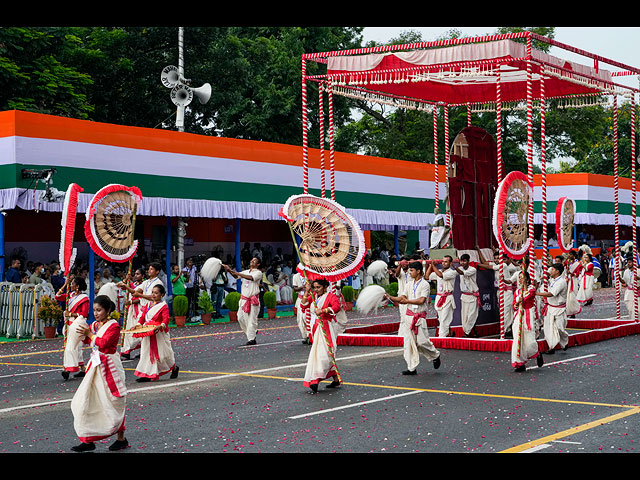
70,295,128,452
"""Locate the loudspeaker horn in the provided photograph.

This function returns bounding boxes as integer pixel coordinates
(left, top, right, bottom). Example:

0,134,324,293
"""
192,83,211,104
170,84,193,107
161,65,180,88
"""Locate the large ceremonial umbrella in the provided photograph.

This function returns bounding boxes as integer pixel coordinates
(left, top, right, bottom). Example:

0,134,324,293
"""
279,193,366,282
492,171,533,260
555,196,576,254
84,184,142,263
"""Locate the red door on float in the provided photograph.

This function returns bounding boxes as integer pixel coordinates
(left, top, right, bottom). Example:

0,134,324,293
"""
447,126,502,251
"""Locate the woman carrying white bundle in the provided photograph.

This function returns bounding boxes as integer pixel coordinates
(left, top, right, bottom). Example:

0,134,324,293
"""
56,276,90,380
70,295,128,452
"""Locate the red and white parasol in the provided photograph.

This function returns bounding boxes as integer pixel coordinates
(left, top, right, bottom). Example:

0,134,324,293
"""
84,184,142,263
555,196,576,253
279,194,366,282
492,171,533,260
59,183,84,276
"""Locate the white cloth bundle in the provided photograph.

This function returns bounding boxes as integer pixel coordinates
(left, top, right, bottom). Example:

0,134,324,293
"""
367,260,388,281
356,285,387,315
200,257,222,283
98,282,119,305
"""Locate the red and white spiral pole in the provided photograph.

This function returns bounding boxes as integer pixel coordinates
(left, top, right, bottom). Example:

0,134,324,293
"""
328,79,336,201
540,71,549,292
496,68,506,339
614,95,621,320
302,58,309,194
433,106,439,207
525,52,535,281
632,88,638,322
318,82,326,198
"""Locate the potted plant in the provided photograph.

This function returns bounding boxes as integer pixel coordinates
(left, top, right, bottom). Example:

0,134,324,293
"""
224,291,241,322
38,295,62,338
264,291,277,319
197,291,214,325
341,285,355,311
172,295,188,327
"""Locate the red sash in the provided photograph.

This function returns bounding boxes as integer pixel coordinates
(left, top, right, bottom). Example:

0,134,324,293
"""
435,291,452,308
241,294,260,313
462,291,481,307
405,310,427,335
542,302,566,317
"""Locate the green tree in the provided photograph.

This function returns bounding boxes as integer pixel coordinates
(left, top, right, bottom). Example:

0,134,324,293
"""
0,27,94,118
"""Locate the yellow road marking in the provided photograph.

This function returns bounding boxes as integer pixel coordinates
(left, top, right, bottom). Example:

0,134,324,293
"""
3,359,640,449
499,407,640,453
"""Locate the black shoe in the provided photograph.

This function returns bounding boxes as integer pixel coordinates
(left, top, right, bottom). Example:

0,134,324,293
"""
61,371,69,381
309,384,318,394
245,339,257,345
301,339,310,345
120,353,130,360
108,438,129,451
71,442,95,452
514,365,526,372
433,356,441,370
135,377,151,383
402,369,417,375
326,380,341,389
170,366,179,379
563,343,569,351
546,348,555,354
74,371,85,378
537,353,544,368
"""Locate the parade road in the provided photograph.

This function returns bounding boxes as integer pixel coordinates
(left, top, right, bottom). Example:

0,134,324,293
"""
1,287,639,454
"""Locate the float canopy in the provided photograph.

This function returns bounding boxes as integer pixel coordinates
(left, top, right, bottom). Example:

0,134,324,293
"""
310,33,640,106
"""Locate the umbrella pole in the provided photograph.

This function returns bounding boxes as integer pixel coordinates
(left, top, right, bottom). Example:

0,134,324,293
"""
120,205,138,348
287,222,342,383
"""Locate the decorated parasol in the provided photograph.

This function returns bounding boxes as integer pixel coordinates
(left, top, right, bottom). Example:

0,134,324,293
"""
555,196,576,253
84,184,142,263
492,171,533,260
59,183,84,276
278,194,366,282
279,194,366,384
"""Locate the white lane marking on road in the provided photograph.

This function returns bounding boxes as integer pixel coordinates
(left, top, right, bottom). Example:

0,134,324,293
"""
526,353,597,370
288,390,424,419
0,348,404,414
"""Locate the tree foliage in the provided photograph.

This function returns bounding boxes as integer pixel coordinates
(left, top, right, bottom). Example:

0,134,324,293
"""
1,26,636,179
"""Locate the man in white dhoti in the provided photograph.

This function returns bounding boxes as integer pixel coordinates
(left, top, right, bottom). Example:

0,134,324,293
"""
224,257,262,345
478,250,519,337
537,263,569,354
426,255,457,338
454,253,480,338
393,257,411,325
386,261,441,375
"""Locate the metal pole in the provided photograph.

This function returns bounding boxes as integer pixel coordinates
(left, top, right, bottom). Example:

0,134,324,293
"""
88,248,95,323
394,225,399,257
176,27,185,132
166,216,172,297
0,211,5,282
235,218,241,291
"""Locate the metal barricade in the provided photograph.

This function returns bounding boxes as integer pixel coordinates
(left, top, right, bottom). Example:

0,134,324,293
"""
0,282,56,339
